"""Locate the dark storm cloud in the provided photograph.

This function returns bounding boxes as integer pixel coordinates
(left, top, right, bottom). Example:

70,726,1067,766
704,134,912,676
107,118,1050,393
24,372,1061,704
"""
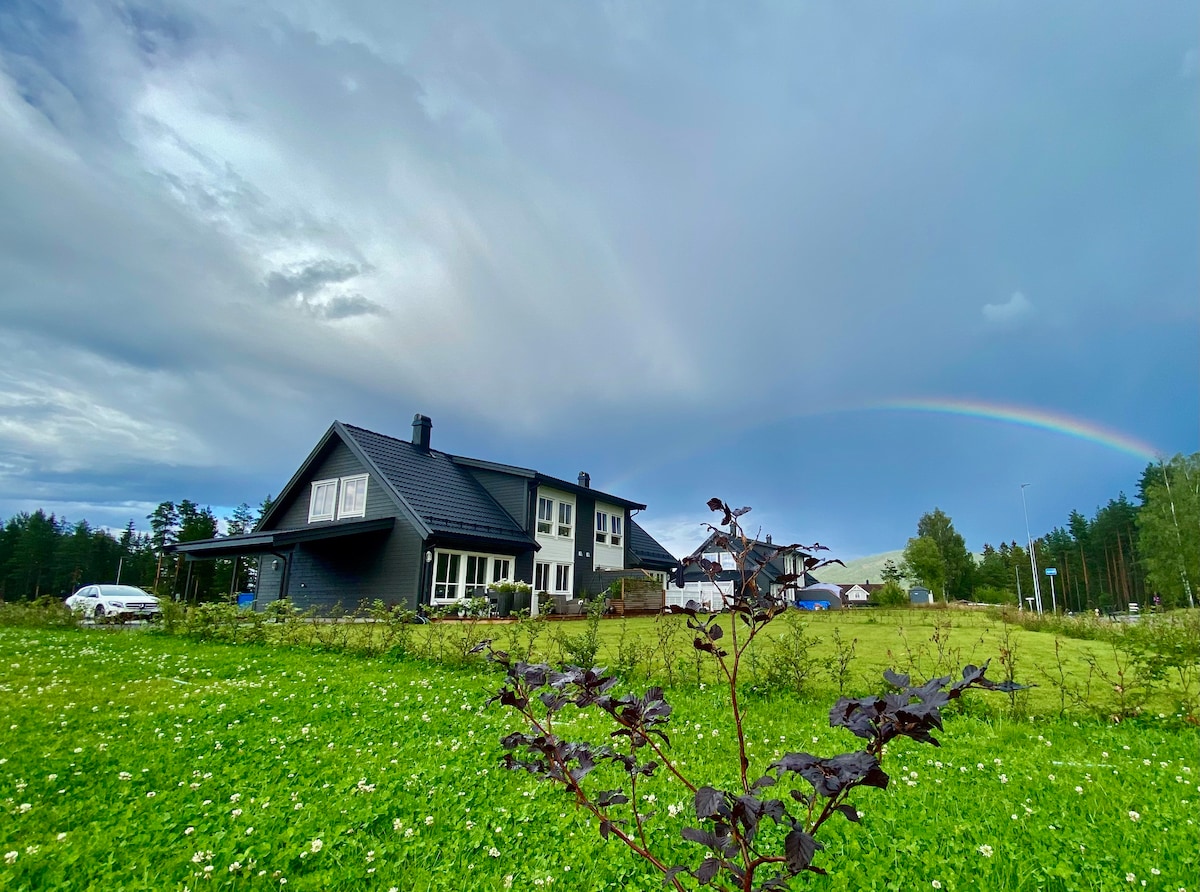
0,0,1194,553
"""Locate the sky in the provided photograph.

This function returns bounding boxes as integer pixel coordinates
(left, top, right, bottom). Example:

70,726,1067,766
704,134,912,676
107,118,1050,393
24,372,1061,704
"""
1,1,1196,563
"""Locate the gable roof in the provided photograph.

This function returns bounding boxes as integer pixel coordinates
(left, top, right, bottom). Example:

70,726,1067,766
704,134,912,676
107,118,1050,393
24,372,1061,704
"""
628,520,677,570
339,423,534,547
258,420,651,551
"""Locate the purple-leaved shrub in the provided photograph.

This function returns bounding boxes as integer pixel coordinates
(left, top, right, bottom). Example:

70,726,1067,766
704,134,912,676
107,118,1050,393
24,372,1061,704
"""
478,499,1026,890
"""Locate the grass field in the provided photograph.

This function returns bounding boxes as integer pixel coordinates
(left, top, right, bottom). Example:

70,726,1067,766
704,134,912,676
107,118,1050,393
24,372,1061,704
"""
0,623,1196,891
349,605,1196,720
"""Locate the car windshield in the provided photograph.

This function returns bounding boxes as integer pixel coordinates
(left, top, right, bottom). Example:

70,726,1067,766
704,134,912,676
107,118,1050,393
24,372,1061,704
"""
95,585,154,598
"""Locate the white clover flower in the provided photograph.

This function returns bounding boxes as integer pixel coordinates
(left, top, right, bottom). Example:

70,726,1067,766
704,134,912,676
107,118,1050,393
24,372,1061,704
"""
932,882,942,889
1126,873,1136,883
425,816,434,825
309,839,323,854
1128,811,1140,822
979,845,994,858
184,827,194,836
4,852,16,865
488,847,501,858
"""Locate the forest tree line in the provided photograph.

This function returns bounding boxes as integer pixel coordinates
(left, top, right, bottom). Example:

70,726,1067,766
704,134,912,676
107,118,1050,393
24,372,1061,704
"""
0,496,272,603
0,453,1196,609
897,453,1198,611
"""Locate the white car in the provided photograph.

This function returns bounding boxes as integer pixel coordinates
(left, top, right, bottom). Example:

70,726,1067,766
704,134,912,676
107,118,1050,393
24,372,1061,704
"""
66,584,162,622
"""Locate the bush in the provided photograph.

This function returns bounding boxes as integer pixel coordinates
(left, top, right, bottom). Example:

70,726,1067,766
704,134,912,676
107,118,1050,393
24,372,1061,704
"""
479,498,1025,889
0,597,81,628
870,580,908,607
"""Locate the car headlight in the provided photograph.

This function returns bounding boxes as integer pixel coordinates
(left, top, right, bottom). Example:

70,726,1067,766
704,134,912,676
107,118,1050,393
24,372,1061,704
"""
109,601,125,608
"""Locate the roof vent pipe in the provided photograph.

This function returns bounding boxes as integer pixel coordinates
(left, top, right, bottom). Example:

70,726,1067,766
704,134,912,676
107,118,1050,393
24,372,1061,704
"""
578,471,590,488
765,534,772,545
412,414,432,452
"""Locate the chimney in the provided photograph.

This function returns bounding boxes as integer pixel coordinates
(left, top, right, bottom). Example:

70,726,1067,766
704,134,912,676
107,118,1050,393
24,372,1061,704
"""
765,534,772,545
412,414,432,452
578,471,590,488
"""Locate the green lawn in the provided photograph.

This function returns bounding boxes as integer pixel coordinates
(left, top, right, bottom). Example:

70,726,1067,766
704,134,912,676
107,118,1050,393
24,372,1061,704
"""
0,626,1195,891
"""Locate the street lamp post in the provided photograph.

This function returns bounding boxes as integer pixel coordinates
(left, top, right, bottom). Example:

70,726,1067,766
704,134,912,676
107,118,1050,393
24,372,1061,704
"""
1021,483,1043,614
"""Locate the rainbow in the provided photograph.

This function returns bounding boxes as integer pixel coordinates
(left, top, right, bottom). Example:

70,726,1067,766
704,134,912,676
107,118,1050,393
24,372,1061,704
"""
876,398,1161,463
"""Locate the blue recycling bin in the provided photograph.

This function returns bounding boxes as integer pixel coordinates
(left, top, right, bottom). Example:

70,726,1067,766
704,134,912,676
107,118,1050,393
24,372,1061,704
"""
236,592,256,610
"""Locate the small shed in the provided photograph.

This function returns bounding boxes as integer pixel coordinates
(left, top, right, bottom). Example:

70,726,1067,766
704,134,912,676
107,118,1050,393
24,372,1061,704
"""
909,586,934,605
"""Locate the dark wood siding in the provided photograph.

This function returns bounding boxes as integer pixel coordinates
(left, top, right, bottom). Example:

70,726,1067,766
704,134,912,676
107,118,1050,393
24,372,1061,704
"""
514,552,535,586
269,439,393,530
573,493,602,598
255,555,285,602
463,468,529,530
254,515,426,613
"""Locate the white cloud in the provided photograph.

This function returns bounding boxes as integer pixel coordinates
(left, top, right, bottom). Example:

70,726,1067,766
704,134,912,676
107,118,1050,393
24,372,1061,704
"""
982,291,1033,327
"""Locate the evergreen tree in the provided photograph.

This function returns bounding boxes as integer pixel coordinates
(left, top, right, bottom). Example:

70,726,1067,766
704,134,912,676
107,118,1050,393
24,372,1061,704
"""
881,559,904,584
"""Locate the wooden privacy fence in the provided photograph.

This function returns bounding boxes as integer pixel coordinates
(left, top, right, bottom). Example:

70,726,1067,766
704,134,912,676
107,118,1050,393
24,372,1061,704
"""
608,577,665,616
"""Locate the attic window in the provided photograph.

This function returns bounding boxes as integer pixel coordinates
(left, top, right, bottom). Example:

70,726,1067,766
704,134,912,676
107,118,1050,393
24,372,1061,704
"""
339,475,368,518
309,479,337,522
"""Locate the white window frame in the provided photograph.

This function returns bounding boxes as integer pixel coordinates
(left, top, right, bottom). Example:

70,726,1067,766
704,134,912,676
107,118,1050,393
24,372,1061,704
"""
537,497,554,535
535,561,551,592
433,552,462,601
432,549,516,604
492,558,512,584
597,511,623,547
338,474,369,519
554,563,572,594
309,479,338,522
557,501,573,539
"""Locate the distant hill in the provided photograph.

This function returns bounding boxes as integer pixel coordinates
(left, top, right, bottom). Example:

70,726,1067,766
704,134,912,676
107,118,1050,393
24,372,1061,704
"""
813,549,984,586
813,550,906,585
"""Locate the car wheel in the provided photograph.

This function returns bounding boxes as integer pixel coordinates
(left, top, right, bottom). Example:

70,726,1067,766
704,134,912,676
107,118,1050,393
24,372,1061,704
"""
93,605,105,622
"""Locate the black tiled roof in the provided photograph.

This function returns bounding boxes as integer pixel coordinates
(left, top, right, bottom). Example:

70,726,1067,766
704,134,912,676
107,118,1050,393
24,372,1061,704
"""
341,424,533,546
629,520,677,569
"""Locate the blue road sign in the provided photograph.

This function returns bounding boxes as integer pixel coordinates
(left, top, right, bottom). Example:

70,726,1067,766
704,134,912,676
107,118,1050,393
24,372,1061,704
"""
1044,567,1057,576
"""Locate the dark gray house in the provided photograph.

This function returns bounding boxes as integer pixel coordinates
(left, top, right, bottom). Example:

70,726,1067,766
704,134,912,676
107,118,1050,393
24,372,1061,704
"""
170,415,677,612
